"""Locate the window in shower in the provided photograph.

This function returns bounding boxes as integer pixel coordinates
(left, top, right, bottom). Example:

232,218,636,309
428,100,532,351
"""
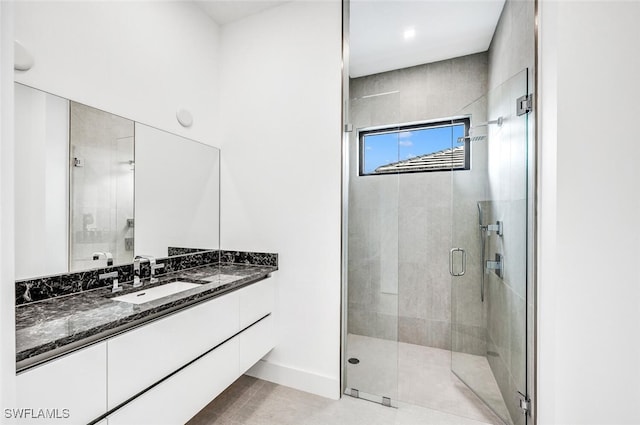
358,117,470,175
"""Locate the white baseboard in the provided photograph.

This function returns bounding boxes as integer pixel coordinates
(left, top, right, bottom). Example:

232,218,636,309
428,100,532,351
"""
245,359,340,400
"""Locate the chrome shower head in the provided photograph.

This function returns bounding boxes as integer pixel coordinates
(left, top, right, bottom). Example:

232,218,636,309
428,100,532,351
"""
457,135,487,143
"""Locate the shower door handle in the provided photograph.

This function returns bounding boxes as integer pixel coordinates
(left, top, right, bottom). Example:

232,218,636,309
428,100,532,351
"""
449,248,466,277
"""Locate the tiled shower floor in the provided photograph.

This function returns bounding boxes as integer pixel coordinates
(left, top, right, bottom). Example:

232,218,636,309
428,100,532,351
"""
346,334,509,424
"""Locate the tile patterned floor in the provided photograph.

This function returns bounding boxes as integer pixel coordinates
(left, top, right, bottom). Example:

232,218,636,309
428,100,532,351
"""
187,375,499,425
188,335,512,425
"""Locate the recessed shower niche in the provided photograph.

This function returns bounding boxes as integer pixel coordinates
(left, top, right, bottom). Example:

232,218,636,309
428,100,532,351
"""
14,83,220,280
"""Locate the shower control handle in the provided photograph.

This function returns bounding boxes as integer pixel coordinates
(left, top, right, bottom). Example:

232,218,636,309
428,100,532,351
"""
449,248,466,277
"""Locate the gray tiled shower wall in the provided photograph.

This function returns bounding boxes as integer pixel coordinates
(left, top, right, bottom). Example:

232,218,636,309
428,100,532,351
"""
484,0,535,423
347,52,489,352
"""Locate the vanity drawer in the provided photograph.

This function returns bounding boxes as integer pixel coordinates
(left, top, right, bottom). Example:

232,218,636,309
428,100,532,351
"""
239,277,275,329
16,342,107,425
239,314,275,373
107,292,240,409
107,337,240,425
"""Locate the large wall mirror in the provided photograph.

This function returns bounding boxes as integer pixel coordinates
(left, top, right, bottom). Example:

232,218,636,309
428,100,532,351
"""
14,83,220,280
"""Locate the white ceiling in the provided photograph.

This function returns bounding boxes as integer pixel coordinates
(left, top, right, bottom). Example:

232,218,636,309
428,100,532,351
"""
350,0,506,78
195,1,289,25
194,0,505,78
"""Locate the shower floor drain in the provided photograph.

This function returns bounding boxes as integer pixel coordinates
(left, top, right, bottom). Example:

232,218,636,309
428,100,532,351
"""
348,357,360,364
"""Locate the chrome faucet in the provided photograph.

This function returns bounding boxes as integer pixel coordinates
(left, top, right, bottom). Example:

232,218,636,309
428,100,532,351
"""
92,251,113,266
99,270,121,293
133,256,147,288
133,255,165,287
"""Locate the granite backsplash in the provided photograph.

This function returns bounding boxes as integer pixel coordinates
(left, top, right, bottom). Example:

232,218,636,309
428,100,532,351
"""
15,249,278,306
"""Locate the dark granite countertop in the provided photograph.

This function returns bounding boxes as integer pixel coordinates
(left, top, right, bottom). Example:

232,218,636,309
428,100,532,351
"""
16,263,276,371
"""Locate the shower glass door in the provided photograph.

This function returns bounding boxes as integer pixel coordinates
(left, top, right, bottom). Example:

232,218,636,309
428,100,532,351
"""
450,69,529,425
344,101,400,405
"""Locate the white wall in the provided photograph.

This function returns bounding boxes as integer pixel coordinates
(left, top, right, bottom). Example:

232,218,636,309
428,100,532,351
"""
538,1,640,423
218,1,343,399
14,1,220,145
0,1,17,417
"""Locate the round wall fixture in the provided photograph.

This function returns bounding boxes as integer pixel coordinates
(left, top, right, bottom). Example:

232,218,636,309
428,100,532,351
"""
176,109,193,128
14,40,34,71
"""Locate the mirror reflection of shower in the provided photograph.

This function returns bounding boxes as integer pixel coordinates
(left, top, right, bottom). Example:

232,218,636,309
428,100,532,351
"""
69,102,135,272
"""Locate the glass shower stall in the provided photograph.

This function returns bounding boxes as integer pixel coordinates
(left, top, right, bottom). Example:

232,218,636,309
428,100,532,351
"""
344,68,531,425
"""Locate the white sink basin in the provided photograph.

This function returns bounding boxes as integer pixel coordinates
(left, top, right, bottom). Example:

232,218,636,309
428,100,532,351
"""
202,274,239,287
112,281,201,304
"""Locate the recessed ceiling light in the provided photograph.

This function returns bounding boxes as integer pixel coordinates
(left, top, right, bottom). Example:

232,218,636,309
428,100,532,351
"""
403,28,416,40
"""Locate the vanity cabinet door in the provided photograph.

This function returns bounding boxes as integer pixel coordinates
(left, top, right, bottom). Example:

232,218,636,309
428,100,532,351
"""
15,342,107,425
107,337,240,425
239,277,275,328
107,292,240,409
